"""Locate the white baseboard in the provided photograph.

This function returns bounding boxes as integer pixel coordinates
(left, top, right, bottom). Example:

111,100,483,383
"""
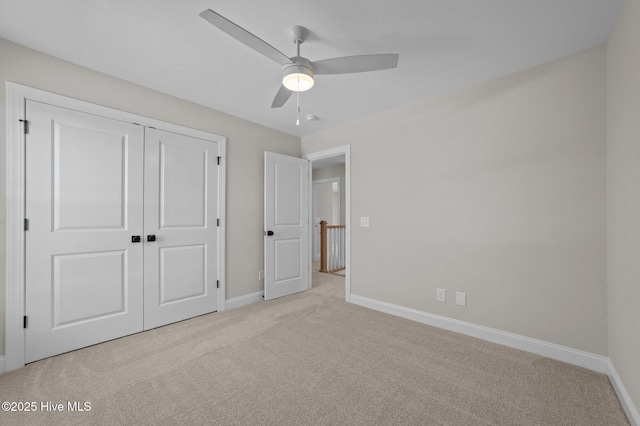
0,356,5,374
226,291,264,311
608,360,640,426
350,294,608,373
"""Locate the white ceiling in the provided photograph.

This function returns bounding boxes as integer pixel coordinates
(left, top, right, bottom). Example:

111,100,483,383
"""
0,0,623,137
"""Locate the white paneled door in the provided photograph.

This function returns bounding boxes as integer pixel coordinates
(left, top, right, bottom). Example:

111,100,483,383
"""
143,128,219,329
24,101,220,363
25,101,145,363
264,152,309,300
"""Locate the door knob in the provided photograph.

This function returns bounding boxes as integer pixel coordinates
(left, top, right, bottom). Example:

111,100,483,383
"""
266,230,274,236
147,235,156,242
131,235,141,243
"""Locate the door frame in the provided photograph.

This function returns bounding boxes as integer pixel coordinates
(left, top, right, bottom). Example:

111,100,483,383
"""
312,177,342,261
4,82,227,372
303,145,351,302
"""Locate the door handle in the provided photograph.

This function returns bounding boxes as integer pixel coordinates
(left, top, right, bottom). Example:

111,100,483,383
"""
147,235,156,242
131,235,141,243
265,230,274,236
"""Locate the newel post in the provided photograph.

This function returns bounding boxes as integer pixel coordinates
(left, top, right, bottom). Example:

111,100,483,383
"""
319,220,327,272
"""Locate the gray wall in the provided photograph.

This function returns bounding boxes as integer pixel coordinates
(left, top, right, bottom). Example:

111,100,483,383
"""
0,38,301,357
302,46,607,355
607,0,640,411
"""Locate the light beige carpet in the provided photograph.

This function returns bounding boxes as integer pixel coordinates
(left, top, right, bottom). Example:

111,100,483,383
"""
0,271,629,425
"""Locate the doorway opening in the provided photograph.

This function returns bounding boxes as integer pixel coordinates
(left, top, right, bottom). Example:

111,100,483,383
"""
304,145,351,302
312,177,342,263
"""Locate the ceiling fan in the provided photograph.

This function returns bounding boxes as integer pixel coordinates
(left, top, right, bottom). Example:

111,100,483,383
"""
199,9,400,109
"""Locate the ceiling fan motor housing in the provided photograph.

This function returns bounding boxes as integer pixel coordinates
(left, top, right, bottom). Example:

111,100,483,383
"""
282,56,315,91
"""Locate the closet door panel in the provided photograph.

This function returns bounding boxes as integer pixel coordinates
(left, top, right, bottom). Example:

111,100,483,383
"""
25,100,144,363
143,128,219,329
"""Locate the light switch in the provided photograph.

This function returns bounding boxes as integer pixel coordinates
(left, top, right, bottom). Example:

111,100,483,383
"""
456,292,467,306
360,217,370,227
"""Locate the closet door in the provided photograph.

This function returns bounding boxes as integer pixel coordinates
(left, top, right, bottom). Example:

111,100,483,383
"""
143,128,219,329
25,100,144,363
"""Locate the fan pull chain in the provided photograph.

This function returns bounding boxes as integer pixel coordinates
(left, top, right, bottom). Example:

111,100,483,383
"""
296,82,300,126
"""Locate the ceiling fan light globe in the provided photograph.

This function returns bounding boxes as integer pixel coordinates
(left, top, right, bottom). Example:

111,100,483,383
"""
283,73,314,92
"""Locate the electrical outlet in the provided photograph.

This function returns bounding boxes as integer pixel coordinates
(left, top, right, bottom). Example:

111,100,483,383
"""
436,288,446,302
456,291,467,306
360,217,370,227
258,270,264,281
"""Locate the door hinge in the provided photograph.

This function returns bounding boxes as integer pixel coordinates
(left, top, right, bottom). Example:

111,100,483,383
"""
217,218,220,227
217,156,221,165
24,218,29,231
19,119,29,134
216,280,220,289
23,316,28,329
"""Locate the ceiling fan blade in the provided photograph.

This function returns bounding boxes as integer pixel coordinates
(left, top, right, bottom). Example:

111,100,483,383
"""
312,54,399,75
271,85,293,108
199,9,292,66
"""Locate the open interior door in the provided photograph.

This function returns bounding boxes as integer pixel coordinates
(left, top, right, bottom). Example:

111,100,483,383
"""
264,152,310,300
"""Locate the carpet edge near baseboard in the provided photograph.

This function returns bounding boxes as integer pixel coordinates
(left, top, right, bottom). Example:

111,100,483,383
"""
607,359,640,426
350,293,640,425
226,291,264,311
350,293,607,372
